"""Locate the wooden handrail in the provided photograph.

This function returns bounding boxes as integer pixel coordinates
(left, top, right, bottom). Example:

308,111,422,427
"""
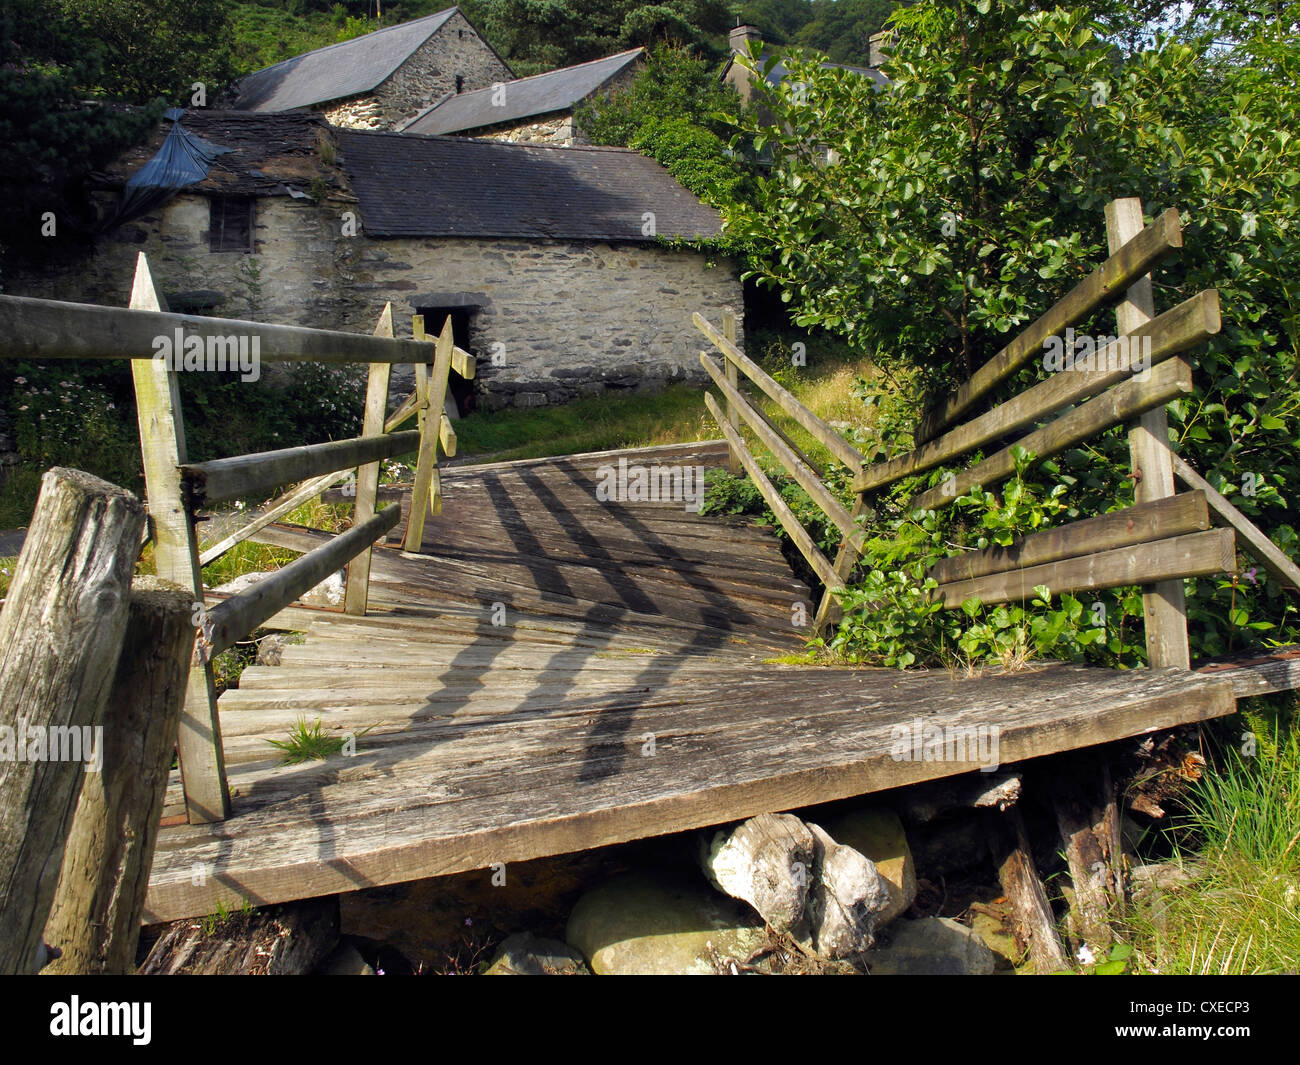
195,503,401,660
179,430,420,506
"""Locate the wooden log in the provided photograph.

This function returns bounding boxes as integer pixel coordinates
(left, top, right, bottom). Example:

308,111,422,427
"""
855,290,1220,494
0,468,143,975
1170,452,1300,597
932,528,1236,609
1051,764,1117,957
0,293,435,364
344,305,395,617
126,254,228,825
180,430,419,508
139,898,339,975
704,392,841,590
702,354,861,546
912,357,1193,511
996,806,1071,974
42,578,193,975
695,312,865,473
928,492,1211,586
916,207,1184,442
198,504,401,659
1108,197,1189,670
199,471,349,567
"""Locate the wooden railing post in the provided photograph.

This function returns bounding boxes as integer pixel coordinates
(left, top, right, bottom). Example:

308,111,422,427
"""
0,468,145,975
128,253,231,823
403,314,455,552
1105,198,1191,670
723,309,742,475
344,303,395,616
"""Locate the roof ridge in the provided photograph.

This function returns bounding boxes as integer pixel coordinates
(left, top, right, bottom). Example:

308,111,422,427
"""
454,47,644,99
239,7,458,81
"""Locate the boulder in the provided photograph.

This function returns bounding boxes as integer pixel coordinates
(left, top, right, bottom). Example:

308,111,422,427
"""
864,917,997,975
565,872,766,975
701,813,815,933
799,823,890,959
820,807,917,927
484,932,588,975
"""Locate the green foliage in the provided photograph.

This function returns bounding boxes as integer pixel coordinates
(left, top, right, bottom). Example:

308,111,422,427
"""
727,0,1300,662
576,45,750,210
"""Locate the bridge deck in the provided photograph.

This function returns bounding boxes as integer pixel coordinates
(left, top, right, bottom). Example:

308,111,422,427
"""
144,441,1237,923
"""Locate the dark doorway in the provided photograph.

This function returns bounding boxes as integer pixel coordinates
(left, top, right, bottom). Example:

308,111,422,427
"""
417,305,477,415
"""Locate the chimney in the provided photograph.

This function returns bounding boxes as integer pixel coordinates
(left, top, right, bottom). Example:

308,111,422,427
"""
730,23,763,56
868,30,892,68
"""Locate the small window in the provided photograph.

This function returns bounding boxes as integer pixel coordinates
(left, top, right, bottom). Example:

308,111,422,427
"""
455,74,464,93
209,197,254,253
458,28,464,38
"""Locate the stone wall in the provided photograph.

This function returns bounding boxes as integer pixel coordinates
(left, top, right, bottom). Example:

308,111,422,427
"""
472,114,577,146
5,192,743,409
321,12,514,131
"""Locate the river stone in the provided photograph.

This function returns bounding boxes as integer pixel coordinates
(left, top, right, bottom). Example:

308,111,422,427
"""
865,917,998,975
800,823,890,959
969,910,1019,970
565,872,766,975
821,807,918,927
702,813,815,933
484,932,588,975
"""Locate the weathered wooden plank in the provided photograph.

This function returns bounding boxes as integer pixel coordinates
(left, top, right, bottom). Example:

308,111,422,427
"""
704,392,841,590
855,290,1220,493
1197,645,1300,697
145,665,1235,922
932,528,1236,609
912,357,1193,511
403,315,453,550
916,207,1184,442
694,313,865,473
126,254,229,825
1108,197,1189,670
451,346,476,380
1170,452,1300,597
181,430,419,508
928,493,1211,586
0,468,143,975
343,305,395,617
43,578,193,974
197,505,401,658
0,293,436,364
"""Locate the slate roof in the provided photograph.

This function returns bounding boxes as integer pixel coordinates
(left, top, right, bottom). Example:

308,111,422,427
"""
337,131,721,242
400,48,644,136
99,111,344,199
231,9,460,113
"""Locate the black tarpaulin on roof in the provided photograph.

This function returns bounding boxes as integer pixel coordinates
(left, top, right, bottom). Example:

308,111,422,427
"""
103,109,233,230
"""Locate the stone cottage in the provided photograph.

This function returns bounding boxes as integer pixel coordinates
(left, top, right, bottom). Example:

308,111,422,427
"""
7,111,740,412
229,8,514,131
399,47,645,145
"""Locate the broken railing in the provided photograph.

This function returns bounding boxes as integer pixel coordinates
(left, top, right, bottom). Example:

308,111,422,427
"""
697,197,1300,667
0,252,476,823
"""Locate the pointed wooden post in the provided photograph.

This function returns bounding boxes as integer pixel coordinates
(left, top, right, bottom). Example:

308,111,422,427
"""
129,253,231,823
344,304,394,616
403,314,454,552
1105,198,1190,670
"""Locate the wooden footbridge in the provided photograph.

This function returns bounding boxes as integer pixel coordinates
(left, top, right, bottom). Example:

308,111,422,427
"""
2,199,1298,969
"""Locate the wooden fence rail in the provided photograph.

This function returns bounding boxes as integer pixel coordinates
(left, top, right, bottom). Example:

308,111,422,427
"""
696,198,1299,660
0,252,475,824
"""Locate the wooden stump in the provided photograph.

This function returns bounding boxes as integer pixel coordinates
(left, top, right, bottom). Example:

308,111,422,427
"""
995,806,1071,974
0,468,144,975
43,578,195,974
